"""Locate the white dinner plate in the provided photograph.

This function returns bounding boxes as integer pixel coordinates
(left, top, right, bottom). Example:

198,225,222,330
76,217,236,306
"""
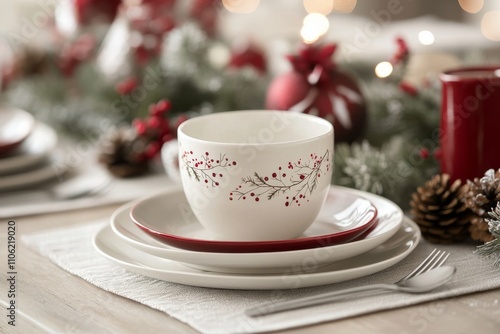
0,154,67,191
0,122,58,175
111,186,404,273
94,217,420,290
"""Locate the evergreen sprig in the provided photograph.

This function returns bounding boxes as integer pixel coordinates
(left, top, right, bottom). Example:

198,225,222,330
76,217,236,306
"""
333,138,438,210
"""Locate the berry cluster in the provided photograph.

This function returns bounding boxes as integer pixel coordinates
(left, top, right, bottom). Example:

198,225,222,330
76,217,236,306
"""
231,150,330,207
391,37,410,66
181,151,237,187
127,2,176,65
132,99,187,160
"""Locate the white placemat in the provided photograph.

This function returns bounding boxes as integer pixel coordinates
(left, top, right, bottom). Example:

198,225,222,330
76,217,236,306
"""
22,221,500,334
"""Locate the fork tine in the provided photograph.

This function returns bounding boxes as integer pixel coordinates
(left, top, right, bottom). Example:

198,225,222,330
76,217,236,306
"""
413,250,446,277
435,252,450,268
398,249,438,282
397,249,450,283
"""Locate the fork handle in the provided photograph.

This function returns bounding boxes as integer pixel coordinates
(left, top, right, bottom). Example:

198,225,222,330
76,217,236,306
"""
246,283,396,317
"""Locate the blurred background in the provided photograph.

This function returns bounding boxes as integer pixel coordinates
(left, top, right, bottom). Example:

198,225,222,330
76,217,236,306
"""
2,0,499,76
1,0,499,208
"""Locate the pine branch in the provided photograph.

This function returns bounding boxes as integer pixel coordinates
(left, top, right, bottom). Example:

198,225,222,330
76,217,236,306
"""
267,188,280,201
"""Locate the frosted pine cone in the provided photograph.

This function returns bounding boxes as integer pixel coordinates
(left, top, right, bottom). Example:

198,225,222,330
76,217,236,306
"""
462,169,500,243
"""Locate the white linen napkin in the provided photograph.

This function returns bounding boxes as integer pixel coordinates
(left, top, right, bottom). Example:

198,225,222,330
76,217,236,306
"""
22,220,500,334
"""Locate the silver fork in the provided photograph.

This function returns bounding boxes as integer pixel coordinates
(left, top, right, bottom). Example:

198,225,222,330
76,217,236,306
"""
246,249,450,317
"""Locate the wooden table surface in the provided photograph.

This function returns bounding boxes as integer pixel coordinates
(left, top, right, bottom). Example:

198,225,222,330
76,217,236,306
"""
1,205,500,334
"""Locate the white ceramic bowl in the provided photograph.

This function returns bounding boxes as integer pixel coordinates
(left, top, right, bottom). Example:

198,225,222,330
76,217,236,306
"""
177,110,334,241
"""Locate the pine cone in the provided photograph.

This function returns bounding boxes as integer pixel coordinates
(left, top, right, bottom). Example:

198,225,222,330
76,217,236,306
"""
98,127,149,178
410,174,471,244
19,47,52,76
462,169,500,243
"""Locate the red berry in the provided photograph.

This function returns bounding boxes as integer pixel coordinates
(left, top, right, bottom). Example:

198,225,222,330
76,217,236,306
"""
148,117,161,129
115,77,138,95
133,119,147,136
148,104,159,116
156,99,171,113
419,148,430,159
399,81,418,96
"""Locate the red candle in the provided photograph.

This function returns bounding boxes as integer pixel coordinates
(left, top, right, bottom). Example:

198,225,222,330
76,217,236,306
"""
439,67,500,181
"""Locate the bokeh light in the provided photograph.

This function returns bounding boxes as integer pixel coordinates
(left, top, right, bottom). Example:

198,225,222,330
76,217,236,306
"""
303,0,334,15
481,11,500,41
222,0,260,14
331,0,357,13
303,13,330,35
458,0,484,14
418,30,435,45
300,13,330,44
375,61,393,78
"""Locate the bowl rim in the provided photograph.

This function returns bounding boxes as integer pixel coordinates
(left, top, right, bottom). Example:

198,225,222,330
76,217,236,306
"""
177,110,333,146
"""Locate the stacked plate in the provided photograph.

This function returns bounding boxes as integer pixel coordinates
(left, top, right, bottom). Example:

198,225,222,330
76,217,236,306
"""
0,108,65,191
93,185,421,290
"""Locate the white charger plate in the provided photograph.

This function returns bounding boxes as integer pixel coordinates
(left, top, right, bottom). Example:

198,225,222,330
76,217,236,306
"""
0,122,57,175
111,186,404,273
94,217,420,290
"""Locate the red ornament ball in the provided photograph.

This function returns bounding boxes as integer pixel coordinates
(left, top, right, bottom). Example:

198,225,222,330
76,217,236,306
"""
265,44,367,143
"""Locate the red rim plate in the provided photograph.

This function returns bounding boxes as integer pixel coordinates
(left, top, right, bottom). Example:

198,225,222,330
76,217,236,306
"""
130,188,378,253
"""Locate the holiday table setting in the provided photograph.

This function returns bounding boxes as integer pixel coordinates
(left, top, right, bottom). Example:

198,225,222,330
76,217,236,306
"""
1,1,500,333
